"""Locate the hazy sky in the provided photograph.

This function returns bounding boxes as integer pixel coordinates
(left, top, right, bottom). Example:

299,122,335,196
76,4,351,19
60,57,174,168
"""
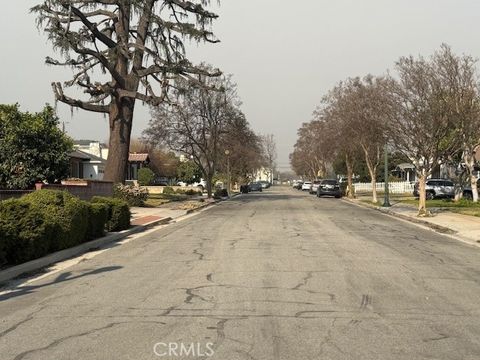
2,1,480,170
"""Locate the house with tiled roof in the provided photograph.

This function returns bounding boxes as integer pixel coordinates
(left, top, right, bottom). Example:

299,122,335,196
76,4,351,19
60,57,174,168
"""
69,140,150,181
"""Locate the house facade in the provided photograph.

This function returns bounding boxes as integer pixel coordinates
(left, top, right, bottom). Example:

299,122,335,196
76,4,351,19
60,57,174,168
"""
69,149,106,180
70,140,149,181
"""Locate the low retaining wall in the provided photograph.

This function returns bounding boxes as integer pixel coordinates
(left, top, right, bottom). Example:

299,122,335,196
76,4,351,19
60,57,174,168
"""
144,186,198,194
36,180,114,200
0,190,34,201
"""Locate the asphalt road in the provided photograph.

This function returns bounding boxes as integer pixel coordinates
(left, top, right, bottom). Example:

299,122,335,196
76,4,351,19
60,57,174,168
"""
1,187,480,360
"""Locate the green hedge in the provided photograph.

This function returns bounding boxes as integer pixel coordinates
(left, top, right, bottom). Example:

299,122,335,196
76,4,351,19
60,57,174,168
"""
0,190,131,267
162,186,175,195
0,199,55,265
22,190,89,250
91,196,131,232
87,203,109,240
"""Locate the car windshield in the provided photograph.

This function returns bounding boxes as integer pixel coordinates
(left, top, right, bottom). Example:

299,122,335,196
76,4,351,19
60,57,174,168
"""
322,180,338,185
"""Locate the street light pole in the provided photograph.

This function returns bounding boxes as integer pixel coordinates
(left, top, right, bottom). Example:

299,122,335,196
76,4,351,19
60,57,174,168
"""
225,149,231,197
382,143,391,207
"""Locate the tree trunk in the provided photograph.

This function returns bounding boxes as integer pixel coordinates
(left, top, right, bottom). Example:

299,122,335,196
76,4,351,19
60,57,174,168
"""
345,153,355,199
464,151,478,203
418,172,428,216
366,161,378,204
104,97,135,183
362,145,379,204
470,174,479,202
206,173,214,199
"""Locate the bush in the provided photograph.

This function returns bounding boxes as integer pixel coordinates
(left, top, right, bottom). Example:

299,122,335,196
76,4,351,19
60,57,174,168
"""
114,183,149,206
86,203,109,240
137,167,155,186
175,188,186,194
22,190,89,250
0,191,112,267
185,189,201,196
162,186,175,195
91,197,131,232
0,198,57,265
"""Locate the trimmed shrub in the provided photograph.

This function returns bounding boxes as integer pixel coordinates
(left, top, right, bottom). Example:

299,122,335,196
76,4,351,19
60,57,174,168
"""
175,188,186,194
114,183,149,207
91,197,131,232
162,186,175,195
22,190,89,251
137,167,155,186
185,189,201,196
86,203,109,240
0,198,56,265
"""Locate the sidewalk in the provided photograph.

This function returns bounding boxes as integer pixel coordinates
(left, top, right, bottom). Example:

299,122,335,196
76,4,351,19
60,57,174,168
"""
130,198,217,226
344,198,480,247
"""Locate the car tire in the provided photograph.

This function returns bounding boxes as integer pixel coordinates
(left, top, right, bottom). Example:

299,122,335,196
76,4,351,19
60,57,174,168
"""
426,191,435,200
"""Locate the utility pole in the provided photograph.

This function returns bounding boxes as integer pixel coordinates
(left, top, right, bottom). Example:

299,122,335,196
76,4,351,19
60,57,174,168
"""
383,143,391,207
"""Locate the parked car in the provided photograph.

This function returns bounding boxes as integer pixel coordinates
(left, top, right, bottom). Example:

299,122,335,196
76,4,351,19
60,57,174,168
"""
293,181,303,190
413,179,455,200
248,182,263,192
461,179,480,200
240,184,250,194
259,181,271,189
309,180,322,194
317,179,342,198
301,181,312,191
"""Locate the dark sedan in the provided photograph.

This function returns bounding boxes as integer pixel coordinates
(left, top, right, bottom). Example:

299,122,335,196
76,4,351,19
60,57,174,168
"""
248,182,263,192
317,179,342,198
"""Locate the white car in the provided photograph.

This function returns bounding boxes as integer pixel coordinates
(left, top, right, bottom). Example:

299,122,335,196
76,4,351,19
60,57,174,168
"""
301,181,312,191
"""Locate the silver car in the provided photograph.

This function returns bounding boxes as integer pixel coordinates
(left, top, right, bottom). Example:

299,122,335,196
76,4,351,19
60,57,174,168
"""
413,179,455,200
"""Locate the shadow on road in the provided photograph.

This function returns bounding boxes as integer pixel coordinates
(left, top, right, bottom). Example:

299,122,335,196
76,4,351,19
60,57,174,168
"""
0,266,123,302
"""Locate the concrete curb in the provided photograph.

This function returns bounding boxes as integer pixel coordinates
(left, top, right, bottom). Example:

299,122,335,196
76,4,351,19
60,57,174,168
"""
0,216,172,285
341,198,456,235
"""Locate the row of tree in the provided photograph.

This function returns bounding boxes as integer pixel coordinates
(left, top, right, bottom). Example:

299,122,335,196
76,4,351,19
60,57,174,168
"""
143,72,276,197
291,44,480,216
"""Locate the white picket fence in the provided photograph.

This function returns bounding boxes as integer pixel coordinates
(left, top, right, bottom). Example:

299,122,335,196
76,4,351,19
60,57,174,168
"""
353,181,415,194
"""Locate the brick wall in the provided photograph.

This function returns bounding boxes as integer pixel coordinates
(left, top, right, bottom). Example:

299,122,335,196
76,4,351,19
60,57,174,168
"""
35,181,114,200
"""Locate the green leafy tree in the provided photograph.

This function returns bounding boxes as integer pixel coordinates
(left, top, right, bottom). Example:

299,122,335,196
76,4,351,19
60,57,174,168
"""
137,167,155,186
176,161,202,184
0,105,73,189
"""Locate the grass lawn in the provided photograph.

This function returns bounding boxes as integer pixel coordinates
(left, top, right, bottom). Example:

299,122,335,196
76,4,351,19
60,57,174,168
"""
144,193,191,207
358,195,480,217
401,198,480,217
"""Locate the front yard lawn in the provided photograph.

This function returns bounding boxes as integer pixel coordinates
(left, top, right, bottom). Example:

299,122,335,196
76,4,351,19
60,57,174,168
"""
401,198,480,217
144,193,197,207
